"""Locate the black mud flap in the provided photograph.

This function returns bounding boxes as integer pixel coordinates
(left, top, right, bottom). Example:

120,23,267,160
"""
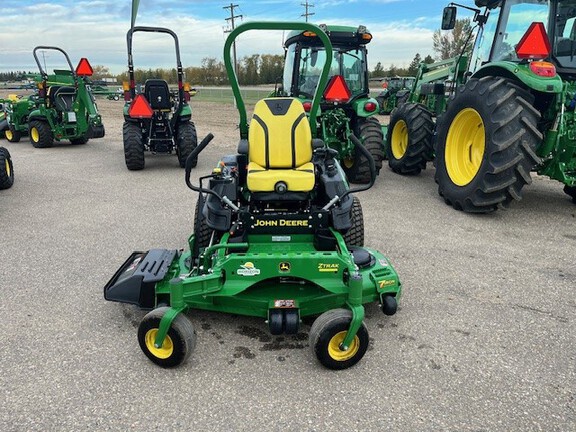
103,249,178,308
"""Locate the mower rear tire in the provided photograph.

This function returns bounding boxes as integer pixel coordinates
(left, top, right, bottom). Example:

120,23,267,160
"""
309,308,369,370
386,103,434,175
434,77,541,213
343,196,364,247
5,126,21,143
0,147,14,189
29,120,53,148
344,117,384,184
138,307,196,368
177,121,198,168
123,122,145,171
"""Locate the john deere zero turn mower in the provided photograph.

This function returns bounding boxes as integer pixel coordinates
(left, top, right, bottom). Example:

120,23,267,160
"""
122,26,197,170
104,22,402,370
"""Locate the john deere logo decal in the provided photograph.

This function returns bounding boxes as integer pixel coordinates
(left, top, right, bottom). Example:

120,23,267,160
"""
279,262,291,273
238,262,261,277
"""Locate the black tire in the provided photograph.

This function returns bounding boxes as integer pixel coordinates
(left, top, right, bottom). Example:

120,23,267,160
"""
193,195,211,249
123,121,145,170
70,136,89,145
434,77,541,213
343,117,384,184
269,309,284,335
381,295,398,316
29,120,53,148
177,121,198,168
113,95,120,101
5,126,21,143
386,103,434,175
343,196,364,247
137,307,196,368
564,185,576,204
309,308,369,370
0,147,14,190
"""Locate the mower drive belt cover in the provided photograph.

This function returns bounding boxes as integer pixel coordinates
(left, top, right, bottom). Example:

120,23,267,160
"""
103,249,177,308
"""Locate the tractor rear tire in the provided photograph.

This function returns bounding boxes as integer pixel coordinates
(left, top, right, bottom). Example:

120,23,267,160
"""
29,120,53,148
434,77,541,213
5,126,21,143
123,122,145,171
343,196,364,247
0,147,14,190
177,121,198,168
344,117,384,184
193,195,212,249
386,103,434,175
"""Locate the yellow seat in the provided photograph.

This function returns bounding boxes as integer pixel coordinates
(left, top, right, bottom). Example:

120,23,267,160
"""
247,98,315,193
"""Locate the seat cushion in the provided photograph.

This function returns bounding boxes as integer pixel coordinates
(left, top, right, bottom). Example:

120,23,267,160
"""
247,161,315,192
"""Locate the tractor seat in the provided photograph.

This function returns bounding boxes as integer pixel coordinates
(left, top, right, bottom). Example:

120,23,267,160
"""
48,86,76,111
144,79,172,110
246,98,315,196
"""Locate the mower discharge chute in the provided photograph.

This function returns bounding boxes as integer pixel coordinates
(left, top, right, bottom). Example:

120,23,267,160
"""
122,26,197,170
104,21,402,370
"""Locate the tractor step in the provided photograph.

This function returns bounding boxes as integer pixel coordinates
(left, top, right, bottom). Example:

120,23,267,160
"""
104,249,178,308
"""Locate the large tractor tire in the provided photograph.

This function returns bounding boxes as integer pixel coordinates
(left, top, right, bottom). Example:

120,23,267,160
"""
434,76,541,213
344,117,384,184
123,122,145,171
386,103,434,175
0,147,14,190
343,196,364,247
29,120,54,148
5,126,21,143
177,121,198,168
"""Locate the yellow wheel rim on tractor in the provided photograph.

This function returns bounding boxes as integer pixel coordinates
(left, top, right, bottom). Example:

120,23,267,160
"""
327,331,360,362
445,108,485,186
391,119,408,159
144,329,174,359
30,127,40,143
5,130,13,141
5,159,10,177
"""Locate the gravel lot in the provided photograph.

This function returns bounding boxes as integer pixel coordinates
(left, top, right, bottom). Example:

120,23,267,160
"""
0,94,575,431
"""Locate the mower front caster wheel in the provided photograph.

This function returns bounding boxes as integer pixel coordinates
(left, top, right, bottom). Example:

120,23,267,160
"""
137,307,197,368
309,309,369,370
381,295,398,316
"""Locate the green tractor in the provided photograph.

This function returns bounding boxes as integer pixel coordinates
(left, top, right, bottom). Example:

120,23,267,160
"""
15,46,105,148
0,94,40,142
122,26,197,170
0,147,14,190
375,76,416,115
279,24,384,184
388,0,576,212
104,22,401,370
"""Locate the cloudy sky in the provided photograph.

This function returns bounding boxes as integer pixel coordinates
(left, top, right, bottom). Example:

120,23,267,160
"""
0,0,475,75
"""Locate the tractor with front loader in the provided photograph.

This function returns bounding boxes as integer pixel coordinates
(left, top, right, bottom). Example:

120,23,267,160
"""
279,24,384,184
104,22,401,370
121,26,197,170
387,0,576,212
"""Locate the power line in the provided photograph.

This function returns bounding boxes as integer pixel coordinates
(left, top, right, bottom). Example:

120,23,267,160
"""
301,1,314,22
223,3,243,75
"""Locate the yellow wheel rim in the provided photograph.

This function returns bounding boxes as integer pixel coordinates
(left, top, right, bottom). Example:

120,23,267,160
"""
391,119,408,159
327,331,360,362
343,157,354,169
5,130,13,141
144,329,174,359
5,159,10,177
30,127,40,143
445,108,485,186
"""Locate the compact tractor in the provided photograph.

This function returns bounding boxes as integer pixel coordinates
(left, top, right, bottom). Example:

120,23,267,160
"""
388,0,576,212
279,24,384,184
122,26,197,170
104,22,401,370
375,76,416,115
3,46,105,148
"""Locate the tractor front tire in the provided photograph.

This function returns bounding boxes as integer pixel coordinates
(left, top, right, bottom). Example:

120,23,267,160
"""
123,122,145,170
343,196,364,247
386,103,434,175
29,120,53,148
344,117,384,184
177,121,198,168
434,77,541,213
5,126,21,143
138,307,197,368
309,308,369,370
0,147,14,189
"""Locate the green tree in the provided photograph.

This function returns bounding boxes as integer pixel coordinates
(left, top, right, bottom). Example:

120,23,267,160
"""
407,53,422,76
432,18,473,60
371,62,385,78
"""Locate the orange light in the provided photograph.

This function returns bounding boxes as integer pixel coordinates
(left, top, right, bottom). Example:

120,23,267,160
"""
529,60,556,77
122,81,130,91
128,94,154,118
323,75,351,103
515,22,551,59
183,82,190,92
362,33,372,41
75,58,94,76
302,101,312,112
303,31,317,37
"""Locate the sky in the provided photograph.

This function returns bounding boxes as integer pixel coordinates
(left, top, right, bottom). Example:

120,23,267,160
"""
0,0,475,76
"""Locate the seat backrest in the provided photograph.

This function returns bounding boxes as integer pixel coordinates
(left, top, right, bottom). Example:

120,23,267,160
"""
48,86,76,111
144,79,171,110
248,98,312,169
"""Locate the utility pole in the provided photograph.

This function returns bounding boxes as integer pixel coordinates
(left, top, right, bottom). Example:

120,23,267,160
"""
224,3,242,76
301,1,314,22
